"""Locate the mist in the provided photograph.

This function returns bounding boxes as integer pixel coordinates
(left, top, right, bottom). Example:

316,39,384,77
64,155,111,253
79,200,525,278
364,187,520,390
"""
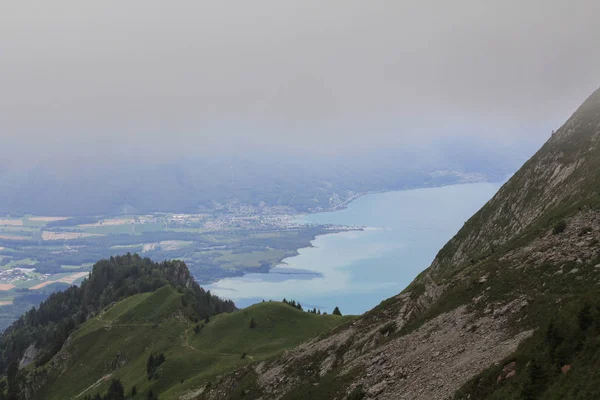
2,0,599,165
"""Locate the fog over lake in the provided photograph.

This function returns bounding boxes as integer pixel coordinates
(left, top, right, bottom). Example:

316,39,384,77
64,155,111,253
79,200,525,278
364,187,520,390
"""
208,182,501,315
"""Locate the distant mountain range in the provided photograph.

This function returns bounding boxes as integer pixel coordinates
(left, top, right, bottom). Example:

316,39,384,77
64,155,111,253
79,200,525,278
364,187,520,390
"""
189,86,600,399
4,88,596,399
0,139,535,216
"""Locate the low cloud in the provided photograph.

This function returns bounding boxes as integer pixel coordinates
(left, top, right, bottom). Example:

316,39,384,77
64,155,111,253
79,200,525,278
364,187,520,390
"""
2,0,599,163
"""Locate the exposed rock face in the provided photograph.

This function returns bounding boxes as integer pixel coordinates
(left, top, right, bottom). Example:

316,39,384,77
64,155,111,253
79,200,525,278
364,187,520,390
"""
501,209,600,268
199,287,533,400
197,87,600,400
165,260,195,288
19,344,38,370
338,305,531,400
431,87,600,275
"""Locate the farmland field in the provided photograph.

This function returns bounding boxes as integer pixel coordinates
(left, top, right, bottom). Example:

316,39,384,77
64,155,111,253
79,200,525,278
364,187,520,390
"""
0,211,357,329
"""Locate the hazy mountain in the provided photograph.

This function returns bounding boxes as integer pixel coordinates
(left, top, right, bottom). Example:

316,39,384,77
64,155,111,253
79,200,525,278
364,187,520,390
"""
2,89,597,398
0,140,534,216
189,87,600,398
0,255,348,400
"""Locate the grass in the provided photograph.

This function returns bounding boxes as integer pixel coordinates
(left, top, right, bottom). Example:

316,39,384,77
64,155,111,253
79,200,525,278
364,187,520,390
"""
80,222,164,235
281,367,366,400
0,220,331,333
32,288,351,400
1,258,37,270
189,302,352,360
454,291,600,400
215,249,290,270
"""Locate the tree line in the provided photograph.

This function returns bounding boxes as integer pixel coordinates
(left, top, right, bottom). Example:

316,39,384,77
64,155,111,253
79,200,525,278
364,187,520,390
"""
0,254,235,398
82,378,158,400
281,298,342,316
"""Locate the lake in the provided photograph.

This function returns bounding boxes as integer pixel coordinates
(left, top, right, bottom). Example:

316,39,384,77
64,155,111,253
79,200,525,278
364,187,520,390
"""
207,182,501,315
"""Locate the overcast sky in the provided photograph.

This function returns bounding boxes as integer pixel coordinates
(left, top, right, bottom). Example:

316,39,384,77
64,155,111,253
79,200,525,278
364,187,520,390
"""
1,0,599,162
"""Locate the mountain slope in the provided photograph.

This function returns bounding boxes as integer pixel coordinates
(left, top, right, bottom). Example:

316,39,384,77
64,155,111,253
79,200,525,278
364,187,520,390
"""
195,86,600,399
432,86,600,278
27,290,349,400
0,254,237,399
5,87,600,399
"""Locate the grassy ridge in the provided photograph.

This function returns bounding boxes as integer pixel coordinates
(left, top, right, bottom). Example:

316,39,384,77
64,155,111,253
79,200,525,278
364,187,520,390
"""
190,302,352,360
32,287,350,400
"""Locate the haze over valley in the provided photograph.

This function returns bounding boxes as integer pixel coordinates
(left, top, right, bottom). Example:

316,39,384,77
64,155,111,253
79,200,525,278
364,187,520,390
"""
2,1,600,399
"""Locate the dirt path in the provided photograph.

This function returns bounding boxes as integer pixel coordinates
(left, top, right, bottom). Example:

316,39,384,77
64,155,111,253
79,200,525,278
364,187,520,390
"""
73,373,112,399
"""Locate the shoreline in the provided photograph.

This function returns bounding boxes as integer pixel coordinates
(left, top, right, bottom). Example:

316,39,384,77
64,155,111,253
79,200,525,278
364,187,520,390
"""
195,225,364,286
204,180,503,305
304,177,500,216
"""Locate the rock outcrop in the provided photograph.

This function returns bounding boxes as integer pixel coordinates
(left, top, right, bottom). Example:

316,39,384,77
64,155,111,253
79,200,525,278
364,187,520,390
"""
197,87,600,399
18,344,38,370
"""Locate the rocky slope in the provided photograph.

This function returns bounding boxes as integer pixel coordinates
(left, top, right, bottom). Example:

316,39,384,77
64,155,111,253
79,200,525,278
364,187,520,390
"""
432,86,600,277
196,86,600,399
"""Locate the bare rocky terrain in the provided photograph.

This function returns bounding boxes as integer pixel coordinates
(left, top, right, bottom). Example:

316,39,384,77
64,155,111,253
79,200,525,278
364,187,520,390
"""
196,88,600,399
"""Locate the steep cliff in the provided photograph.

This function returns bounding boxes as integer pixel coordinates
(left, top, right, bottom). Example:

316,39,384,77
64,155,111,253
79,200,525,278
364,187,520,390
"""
196,86,600,399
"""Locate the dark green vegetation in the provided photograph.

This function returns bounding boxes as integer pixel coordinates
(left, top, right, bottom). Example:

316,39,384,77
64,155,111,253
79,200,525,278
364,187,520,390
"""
1,89,595,399
455,297,600,400
0,223,333,278
82,378,127,400
0,254,234,394
147,353,166,380
191,86,600,399
282,298,304,311
282,298,324,315
552,220,567,235
0,288,62,336
0,217,338,330
279,367,366,400
0,255,349,400
416,88,600,398
187,301,350,362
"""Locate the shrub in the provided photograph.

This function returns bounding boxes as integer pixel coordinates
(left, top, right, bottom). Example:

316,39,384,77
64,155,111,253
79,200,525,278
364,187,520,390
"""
578,302,593,331
347,385,366,400
106,378,125,400
378,322,396,336
408,282,426,300
553,220,567,235
146,389,158,400
146,353,166,380
282,298,303,310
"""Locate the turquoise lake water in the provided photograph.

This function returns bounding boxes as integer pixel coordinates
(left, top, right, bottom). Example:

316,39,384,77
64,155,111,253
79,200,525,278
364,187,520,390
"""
208,182,501,315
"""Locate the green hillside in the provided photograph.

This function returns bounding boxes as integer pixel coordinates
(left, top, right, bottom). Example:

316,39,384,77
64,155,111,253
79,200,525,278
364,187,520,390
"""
190,301,350,360
27,287,350,400
188,86,600,400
